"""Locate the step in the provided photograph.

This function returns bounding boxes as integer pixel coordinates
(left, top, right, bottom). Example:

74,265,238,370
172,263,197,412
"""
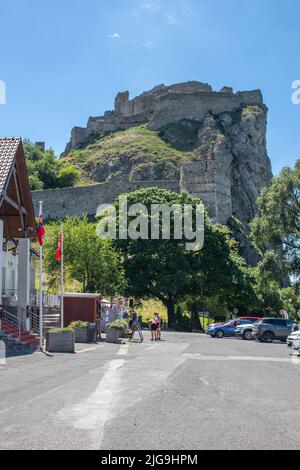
1,321,40,346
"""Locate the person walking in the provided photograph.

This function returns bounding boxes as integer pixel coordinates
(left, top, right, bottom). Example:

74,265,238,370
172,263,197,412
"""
154,313,162,341
150,319,158,341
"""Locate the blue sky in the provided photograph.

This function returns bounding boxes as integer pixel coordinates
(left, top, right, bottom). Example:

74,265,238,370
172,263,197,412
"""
0,0,299,174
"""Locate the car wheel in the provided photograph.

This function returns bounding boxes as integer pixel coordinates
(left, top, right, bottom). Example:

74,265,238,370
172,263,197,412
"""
215,330,224,339
262,332,275,343
243,330,252,341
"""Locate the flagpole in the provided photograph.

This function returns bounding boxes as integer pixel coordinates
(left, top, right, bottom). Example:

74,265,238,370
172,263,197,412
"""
39,201,43,351
60,225,64,328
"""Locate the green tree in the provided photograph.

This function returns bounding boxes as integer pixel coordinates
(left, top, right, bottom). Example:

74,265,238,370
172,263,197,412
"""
57,166,80,188
23,139,79,190
43,216,126,297
107,188,257,327
35,150,59,189
184,242,257,329
279,287,299,319
251,160,300,278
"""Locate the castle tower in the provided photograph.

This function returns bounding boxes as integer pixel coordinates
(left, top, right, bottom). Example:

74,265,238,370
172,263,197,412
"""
180,158,232,225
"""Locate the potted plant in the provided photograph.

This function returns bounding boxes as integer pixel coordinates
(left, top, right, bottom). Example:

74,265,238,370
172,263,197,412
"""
70,321,97,344
117,319,129,338
46,327,75,353
106,319,128,344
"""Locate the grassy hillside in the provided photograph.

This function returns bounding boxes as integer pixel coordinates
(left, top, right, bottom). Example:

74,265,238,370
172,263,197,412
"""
61,125,195,185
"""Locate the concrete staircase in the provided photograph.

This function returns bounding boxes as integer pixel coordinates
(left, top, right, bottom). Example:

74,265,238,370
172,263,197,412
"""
0,331,37,356
0,314,39,357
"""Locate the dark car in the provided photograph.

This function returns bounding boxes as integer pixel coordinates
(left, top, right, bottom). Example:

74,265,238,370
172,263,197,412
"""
252,318,294,343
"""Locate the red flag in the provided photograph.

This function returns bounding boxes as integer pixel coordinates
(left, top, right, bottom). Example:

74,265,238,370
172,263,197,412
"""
56,231,62,261
37,214,45,246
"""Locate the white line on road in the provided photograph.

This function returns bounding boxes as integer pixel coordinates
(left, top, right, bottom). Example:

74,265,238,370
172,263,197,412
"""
183,354,300,364
117,344,130,356
56,359,126,449
199,377,210,386
76,344,105,354
0,382,71,416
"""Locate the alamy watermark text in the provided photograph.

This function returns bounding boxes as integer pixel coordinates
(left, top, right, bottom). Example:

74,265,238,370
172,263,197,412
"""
96,196,204,251
0,80,6,105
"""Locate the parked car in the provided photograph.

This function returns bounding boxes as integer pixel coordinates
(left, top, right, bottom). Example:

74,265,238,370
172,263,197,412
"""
207,316,259,331
234,322,257,340
207,320,253,338
287,330,300,349
238,316,262,323
252,318,294,343
207,321,224,328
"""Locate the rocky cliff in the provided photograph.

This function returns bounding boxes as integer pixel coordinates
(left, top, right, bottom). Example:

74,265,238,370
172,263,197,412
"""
63,81,272,226
41,81,273,264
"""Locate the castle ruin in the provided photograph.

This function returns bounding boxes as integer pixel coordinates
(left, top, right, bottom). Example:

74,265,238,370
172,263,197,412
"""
67,81,264,153
33,81,272,263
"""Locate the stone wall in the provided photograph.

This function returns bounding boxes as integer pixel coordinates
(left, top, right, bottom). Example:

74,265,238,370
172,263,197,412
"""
32,159,233,225
56,84,272,235
32,180,181,220
66,81,264,151
180,158,232,225
149,90,263,130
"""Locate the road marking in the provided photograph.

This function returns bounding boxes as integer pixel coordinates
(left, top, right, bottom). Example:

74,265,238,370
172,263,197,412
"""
184,353,203,356
117,344,129,356
199,377,209,386
56,359,126,448
76,344,105,354
183,354,300,364
0,382,71,416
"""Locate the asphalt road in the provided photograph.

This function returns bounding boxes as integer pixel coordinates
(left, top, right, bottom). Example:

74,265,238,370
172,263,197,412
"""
0,332,300,450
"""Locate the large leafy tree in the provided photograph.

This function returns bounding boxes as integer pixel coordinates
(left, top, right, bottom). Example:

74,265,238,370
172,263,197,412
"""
43,216,126,297
251,161,300,278
107,188,256,327
23,139,79,190
184,239,257,328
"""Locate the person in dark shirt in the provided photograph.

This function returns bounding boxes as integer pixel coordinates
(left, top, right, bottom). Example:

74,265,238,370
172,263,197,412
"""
155,313,163,341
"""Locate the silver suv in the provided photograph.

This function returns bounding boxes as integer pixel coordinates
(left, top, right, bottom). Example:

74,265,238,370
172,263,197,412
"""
253,318,294,343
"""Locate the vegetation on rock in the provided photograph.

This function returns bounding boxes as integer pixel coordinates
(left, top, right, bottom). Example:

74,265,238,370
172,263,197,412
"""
61,125,200,185
24,139,79,190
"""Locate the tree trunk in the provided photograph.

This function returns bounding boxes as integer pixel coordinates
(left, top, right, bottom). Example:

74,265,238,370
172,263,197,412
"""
166,298,175,328
190,303,201,331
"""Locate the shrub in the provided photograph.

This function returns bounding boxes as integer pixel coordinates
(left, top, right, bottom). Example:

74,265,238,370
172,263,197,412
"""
50,327,74,333
69,321,89,330
57,166,80,188
107,319,128,331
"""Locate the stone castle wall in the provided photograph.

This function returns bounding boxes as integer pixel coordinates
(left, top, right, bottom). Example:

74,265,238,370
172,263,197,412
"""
32,160,232,225
32,179,181,220
67,81,263,152
52,80,272,241
180,158,232,225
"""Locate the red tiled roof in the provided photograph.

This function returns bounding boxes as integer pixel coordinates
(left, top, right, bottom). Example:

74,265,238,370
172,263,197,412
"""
0,138,21,194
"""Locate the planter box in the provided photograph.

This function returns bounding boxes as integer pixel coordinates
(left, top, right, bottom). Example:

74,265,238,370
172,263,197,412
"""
46,331,75,353
106,328,121,344
74,325,96,344
119,326,128,339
